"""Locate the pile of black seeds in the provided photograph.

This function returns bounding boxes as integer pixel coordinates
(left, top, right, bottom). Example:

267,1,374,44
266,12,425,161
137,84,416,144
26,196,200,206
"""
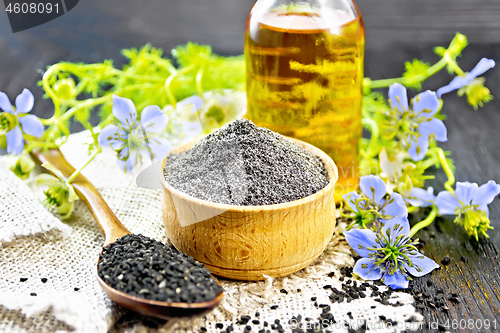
97,234,223,303
164,119,329,206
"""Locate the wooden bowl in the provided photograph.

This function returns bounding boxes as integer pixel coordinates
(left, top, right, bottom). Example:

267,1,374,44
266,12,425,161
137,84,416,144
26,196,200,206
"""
161,137,338,281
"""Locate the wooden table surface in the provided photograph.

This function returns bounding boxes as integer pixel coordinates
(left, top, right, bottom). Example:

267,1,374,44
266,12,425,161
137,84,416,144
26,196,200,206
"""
1,1,499,332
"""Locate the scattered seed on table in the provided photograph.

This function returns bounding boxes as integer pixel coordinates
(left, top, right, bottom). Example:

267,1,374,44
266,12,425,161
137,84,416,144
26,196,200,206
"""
97,234,222,303
441,256,451,265
164,119,329,206
216,323,223,329
20,278,28,282
270,305,278,310
41,278,48,283
74,287,80,291
30,293,37,296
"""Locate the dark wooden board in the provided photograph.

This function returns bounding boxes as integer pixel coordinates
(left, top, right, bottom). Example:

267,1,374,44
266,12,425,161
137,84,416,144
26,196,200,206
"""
1,1,499,331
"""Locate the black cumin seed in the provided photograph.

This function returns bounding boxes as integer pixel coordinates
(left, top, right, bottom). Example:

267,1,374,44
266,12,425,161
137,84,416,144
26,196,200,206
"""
41,278,48,283
30,293,37,296
20,278,28,282
441,256,451,265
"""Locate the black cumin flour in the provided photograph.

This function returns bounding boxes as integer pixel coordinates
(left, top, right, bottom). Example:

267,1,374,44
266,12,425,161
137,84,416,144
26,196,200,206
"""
97,234,222,303
164,119,329,206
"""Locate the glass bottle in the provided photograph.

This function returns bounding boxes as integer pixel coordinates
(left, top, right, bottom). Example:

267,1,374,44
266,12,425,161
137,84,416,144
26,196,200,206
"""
245,0,364,202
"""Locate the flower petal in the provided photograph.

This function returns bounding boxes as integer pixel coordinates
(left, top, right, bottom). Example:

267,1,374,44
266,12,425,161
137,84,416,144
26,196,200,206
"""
19,114,44,137
141,105,169,134
381,216,411,243
343,191,362,212
381,193,408,219
437,76,469,98
455,182,478,205
383,271,409,289
407,133,429,161
379,147,395,178
413,90,439,118
472,180,500,206
388,83,408,113
435,191,461,215
406,187,435,207
353,258,384,280
0,91,13,113
112,95,137,126
359,175,386,203
14,89,34,114
98,124,119,147
147,137,173,162
177,95,204,110
418,118,447,142
479,204,490,218
116,156,133,173
468,58,495,80
405,254,439,277
437,58,495,98
6,126,24,155
344,228,377,257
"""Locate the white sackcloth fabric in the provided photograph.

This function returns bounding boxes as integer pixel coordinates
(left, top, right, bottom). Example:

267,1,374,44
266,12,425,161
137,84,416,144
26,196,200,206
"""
0,131,423,332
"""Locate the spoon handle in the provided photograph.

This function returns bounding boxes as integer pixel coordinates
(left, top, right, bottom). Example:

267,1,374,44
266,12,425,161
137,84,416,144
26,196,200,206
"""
31,148,131,245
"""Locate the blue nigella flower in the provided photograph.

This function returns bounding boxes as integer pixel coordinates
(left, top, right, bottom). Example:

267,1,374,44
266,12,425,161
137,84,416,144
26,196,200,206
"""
343,175,408,229
388,83,447,161
435,181,500,240
405,187,436,208
344,216,439,289
98,95,172,172
436,58,495,98
0,89,44,155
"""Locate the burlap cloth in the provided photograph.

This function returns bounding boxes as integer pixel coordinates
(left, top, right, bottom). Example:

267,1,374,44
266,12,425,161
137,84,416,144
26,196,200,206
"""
0,131,423,332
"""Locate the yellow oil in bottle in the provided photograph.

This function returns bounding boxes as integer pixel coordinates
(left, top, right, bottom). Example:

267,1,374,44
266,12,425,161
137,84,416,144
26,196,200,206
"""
245,5,364,201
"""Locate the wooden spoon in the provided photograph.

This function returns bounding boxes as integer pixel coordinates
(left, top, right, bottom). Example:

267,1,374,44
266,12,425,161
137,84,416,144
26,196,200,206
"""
31,148,223,319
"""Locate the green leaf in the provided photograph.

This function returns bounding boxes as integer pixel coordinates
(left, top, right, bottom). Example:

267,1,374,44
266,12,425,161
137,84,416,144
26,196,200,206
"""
171,42,213,68
74,106,91,125
402,59,431,90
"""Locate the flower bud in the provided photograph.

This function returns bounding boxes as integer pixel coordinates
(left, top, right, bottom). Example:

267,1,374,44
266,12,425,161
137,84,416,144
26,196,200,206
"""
53,78,78,101
5,154,35,180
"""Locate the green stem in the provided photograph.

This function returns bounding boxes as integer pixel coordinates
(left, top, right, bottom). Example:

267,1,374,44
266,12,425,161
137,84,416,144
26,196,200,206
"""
60,95,112,122
435,147,455,193
361,117,380,158
443,53,466,76
196,67,205,98
66,148,101,184
164,64,195,105
408,206,419,213
410,206,438,237
41,65,62,118
369,57,448,90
